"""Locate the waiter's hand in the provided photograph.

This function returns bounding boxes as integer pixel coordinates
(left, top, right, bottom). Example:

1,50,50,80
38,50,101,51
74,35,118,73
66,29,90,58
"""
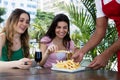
88,54,109,69
72,49,84,62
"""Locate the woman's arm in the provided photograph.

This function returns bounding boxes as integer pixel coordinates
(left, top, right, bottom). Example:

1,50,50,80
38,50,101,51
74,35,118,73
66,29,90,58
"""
40,42,58,66
0,58,32,70
0,33,6,57
39,43,49,66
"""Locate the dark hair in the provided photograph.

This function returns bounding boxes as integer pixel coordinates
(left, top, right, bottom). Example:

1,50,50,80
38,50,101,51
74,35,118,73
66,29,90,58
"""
45,13,71,49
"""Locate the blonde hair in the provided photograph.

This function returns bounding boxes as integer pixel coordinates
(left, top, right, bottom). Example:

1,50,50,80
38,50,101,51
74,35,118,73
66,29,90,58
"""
2,8,30,60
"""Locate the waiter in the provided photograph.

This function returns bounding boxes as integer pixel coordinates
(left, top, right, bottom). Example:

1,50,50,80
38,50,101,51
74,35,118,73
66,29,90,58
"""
72,0,120,72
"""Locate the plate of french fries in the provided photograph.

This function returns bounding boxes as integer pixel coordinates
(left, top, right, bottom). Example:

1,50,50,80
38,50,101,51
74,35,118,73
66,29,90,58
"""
51,59,85,72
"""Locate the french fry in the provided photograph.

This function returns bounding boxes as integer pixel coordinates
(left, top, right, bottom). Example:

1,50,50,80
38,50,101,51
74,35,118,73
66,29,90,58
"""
55,60,80,70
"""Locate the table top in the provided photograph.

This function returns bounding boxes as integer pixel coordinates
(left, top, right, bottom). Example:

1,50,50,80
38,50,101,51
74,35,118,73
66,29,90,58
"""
0,68,120,80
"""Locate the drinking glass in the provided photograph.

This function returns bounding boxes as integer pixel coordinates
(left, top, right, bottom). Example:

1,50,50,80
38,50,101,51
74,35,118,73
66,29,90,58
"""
66,50,73,60
34,50,42,69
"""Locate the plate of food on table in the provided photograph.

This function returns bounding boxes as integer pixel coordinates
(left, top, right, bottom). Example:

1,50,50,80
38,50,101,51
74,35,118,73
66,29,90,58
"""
51,50,86,72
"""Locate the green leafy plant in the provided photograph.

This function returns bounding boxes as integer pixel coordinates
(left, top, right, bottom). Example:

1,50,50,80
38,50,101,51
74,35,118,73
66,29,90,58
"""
29,9,54,41
0,7,6,23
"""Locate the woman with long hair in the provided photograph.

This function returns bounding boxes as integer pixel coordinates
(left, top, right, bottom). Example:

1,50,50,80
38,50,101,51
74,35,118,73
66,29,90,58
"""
40,14,76,68
0,8,32,69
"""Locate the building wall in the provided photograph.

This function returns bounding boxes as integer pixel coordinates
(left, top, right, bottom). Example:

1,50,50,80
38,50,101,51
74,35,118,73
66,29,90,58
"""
39,0,69,14
0,0,37,27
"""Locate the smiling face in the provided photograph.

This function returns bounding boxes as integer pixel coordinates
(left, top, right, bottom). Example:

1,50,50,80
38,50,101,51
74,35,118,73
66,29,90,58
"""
55,21,68,39
14,13,30,34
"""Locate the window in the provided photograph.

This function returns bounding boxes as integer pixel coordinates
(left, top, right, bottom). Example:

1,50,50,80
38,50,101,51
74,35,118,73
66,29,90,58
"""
4,1,8,5
70,0,73,2
20,3,24,7
32,5,36,8
27,4,31,8
11,2,15,6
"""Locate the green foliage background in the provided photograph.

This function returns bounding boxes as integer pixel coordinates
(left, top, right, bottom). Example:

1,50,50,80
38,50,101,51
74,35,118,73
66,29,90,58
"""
0,7,6,23
29,9,54,41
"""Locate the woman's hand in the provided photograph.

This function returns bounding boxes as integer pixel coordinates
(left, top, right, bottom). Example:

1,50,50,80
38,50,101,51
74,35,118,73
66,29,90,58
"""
15,58,32,69
46,44,58,54
39,44,58,66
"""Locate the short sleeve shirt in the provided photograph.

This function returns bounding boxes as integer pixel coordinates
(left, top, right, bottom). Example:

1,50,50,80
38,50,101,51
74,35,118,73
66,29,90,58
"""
95,0,120,18
40,36,75,67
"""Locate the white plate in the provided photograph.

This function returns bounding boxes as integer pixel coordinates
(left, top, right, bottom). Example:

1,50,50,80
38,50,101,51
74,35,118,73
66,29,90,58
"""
51,64,86,72
51,67,85,72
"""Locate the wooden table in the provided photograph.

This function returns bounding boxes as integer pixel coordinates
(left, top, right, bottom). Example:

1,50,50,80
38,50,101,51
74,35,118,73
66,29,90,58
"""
0,68,120,80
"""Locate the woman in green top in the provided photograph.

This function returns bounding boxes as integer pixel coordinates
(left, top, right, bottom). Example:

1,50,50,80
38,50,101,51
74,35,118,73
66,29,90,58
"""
0,8,32,69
